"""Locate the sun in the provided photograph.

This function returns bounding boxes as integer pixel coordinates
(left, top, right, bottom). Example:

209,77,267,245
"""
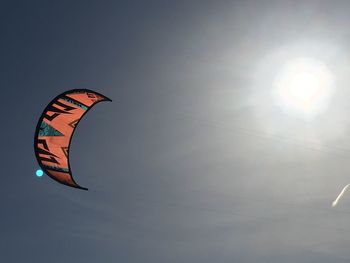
273,57,334,118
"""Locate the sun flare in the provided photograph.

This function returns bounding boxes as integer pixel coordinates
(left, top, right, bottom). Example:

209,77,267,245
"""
273,57,334,118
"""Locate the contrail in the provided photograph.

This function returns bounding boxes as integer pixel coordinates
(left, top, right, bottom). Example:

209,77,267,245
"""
332,184,350,207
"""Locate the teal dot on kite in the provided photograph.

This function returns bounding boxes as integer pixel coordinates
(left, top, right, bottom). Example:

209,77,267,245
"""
36,169,43,177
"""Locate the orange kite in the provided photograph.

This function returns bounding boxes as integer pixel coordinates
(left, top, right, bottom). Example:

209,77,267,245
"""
34,89,111,190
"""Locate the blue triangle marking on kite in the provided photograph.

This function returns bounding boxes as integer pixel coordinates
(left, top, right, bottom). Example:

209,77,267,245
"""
39,121,64,136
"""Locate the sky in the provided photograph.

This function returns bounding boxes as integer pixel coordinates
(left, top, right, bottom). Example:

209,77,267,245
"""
3,0,350,262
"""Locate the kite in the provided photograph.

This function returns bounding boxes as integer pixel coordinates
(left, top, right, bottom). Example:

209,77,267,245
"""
34,89,111,190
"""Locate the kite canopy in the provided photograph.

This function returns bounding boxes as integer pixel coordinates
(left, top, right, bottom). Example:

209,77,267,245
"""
34,89,111,190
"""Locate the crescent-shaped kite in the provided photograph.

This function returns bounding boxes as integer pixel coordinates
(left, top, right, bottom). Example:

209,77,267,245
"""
34,89,111,190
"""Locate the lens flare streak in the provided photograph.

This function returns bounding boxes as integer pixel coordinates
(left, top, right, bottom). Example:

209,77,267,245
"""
332,184,350,207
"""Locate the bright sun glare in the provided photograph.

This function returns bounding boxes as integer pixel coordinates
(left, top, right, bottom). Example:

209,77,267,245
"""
273,57,334,118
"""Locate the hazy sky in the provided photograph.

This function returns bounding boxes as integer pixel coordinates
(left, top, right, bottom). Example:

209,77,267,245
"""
3,1,350,262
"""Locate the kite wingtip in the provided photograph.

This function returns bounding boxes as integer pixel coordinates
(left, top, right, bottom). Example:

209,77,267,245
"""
74,184,88,191
103,96,112,102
